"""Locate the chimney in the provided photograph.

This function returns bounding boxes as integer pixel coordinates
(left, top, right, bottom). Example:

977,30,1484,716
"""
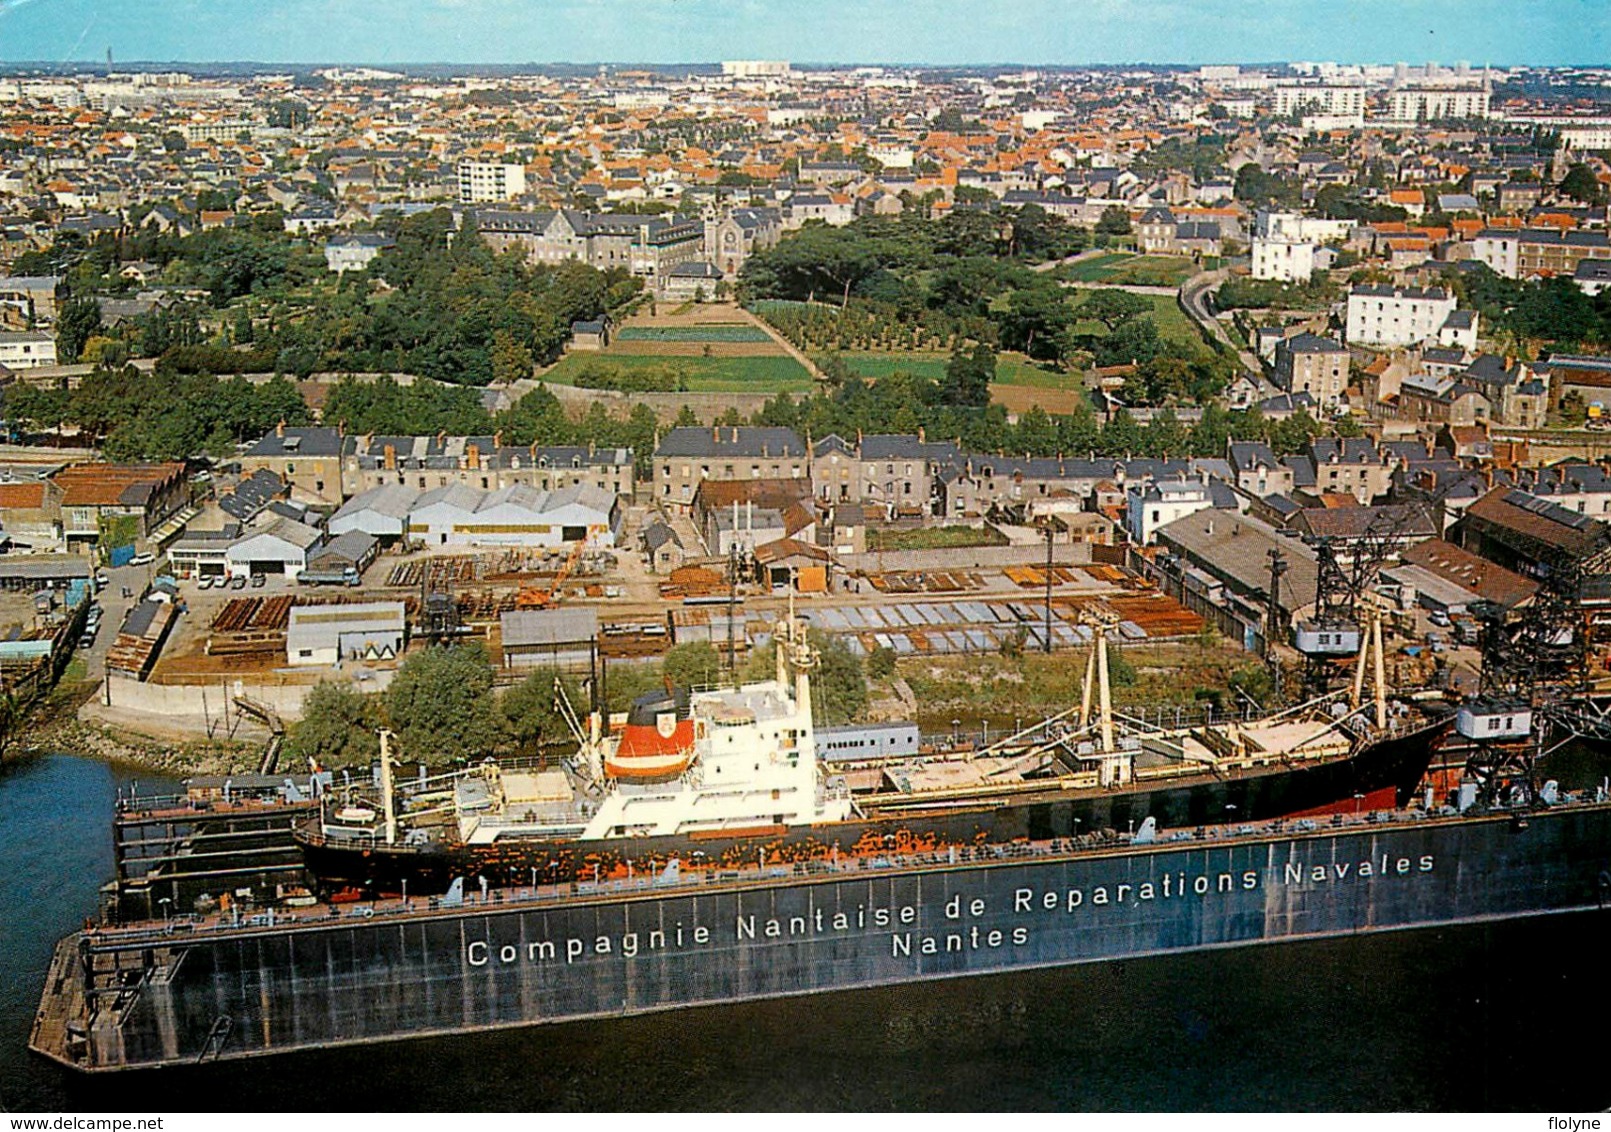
713,425,720,444
384,444,396,471
276,419,285,439
731,426,739,443
467,443,480,470
918,426,925,443
337,418,346,438
494,429,503,449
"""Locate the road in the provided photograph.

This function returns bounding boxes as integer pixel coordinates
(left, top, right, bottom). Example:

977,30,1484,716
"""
1179,269,1278,396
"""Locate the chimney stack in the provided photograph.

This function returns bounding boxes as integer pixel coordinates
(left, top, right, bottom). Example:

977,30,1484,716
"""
276,419,285,439
467,443,480,470
384,444,396,471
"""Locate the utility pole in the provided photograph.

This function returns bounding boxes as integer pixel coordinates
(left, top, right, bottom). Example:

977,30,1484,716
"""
1043,523,1054,654
1266,548,1288,703
727,541,739,685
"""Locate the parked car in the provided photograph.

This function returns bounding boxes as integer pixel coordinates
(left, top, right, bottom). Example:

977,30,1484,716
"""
78,630,96,649
1428,610,1450,627
229,576,247,590
250,573,265,588
129,552,154,567
94,572,109,590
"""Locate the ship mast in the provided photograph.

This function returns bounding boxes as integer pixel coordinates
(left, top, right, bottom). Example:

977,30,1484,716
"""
378,728,398,846
1348,597,1389,730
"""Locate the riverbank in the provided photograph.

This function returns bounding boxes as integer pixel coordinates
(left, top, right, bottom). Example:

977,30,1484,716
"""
11,679,262,777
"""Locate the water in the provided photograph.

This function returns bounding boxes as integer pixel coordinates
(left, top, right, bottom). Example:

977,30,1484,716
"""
4,751,1611,1112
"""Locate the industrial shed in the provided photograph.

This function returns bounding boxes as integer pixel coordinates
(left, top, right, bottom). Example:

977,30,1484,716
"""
499,607,599,669
306,531,380,577
228,516,324,579
328,483,419,543
408,484,619,549
286,602,407,667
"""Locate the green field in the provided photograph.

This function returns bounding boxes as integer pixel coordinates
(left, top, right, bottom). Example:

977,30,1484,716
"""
866,525,1009,552
1059,254,1200,287
613,324,773,343
540,352,813,393
839,351,1064,388
1069,292,1209,355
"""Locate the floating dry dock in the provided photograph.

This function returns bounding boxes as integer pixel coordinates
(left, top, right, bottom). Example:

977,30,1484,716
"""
32,798,1611,1072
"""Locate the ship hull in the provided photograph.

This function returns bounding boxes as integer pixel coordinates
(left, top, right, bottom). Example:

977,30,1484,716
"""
35,798,1611,1073
297,719,1446,896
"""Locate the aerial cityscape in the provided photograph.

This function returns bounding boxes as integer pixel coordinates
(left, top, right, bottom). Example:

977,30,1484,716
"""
0,0,1609,1115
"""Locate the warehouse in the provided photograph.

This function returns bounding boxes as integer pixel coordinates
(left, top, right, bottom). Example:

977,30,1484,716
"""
305,531,380,579
227,516,324,579
286,602,407,667
408,484,619,549
499,607,599,669
328,483,419,543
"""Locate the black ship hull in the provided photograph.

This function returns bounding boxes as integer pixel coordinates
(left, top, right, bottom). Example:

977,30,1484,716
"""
297,718,1447,897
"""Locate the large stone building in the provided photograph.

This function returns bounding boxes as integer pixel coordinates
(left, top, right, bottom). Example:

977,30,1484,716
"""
653,426,808,508
810,432,962,516
243,427,636,506
1473,228,1611,280
343,435,635,500
476,208,704,291
1274,333,1349,407
1345,285,1462,349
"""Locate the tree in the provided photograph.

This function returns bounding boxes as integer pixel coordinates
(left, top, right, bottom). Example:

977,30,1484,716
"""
384,643,507,759
55,297,102,365
1558,163,1604,205
866,646,897,680
499,669,584,755
662,642,724,689
940,342,995,407
161,130,187,152
1078,289,1150,331
491,329,534,384
1095,206,1132,236
287,682,381,768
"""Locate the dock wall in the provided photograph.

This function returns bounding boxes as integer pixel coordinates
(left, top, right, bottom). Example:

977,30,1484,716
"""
40,803,1611,1072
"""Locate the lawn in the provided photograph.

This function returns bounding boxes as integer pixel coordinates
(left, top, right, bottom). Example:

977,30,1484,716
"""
839,351,1065,388
540,352,814,393
1060,254,1200,288
614,324,773,343
1057,252,1133,282
866,525,1010,552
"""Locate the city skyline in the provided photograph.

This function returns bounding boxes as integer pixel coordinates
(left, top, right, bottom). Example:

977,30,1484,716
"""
0,0,1603,67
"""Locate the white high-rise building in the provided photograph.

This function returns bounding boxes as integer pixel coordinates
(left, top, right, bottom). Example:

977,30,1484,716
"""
457,162,527,204
1388,87,1491,121
721,61,791,79
1273,84,1366,122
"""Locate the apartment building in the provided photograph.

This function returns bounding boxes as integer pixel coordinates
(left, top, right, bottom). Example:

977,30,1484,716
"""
457,161,527,204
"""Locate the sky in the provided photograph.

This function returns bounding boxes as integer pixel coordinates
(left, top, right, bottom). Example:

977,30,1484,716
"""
0,0,1604,67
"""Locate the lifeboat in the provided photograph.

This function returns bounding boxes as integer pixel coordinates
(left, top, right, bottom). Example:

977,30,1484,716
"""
606,688,695,780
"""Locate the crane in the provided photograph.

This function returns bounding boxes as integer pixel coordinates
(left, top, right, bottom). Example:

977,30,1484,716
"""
515,541,586,610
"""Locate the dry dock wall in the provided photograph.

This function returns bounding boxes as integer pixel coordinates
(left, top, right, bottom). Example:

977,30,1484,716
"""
54,804,1611,1071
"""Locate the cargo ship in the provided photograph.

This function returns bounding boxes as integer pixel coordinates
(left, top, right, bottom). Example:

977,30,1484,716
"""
292,611,1447,897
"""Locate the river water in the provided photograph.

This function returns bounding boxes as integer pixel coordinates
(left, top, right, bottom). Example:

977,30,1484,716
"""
3,751,1610,1112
